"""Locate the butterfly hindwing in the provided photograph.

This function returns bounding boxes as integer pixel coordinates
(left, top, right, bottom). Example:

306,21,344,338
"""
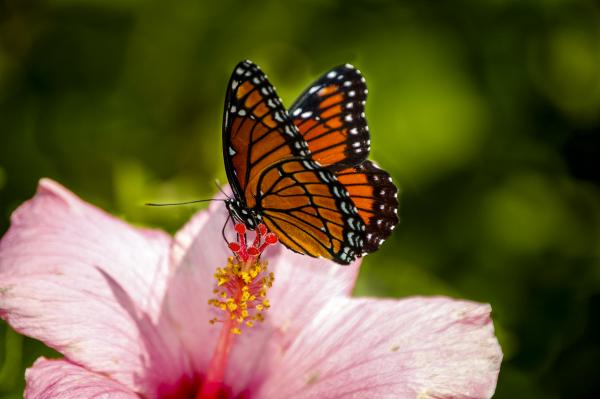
336,161,399,253
255,158,366,264
223,60,310,208
289,64,370,170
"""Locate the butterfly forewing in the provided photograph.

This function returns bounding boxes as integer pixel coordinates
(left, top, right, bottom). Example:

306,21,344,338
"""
335,161,399,253
289,64,370,170
223,60,310,207
255,158,365,264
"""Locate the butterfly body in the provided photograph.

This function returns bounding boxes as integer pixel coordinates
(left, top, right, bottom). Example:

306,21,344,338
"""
222,60,398,264
225,198,262,230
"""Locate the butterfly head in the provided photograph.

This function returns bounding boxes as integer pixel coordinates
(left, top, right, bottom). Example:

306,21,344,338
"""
225,198,262,230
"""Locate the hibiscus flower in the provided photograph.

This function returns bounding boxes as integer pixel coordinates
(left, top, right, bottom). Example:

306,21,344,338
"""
0,179,502,398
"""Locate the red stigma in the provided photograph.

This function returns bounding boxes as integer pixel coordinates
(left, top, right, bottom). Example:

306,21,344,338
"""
229,223,277,262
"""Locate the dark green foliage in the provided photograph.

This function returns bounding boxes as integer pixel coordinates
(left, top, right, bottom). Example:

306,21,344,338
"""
1,0,599,397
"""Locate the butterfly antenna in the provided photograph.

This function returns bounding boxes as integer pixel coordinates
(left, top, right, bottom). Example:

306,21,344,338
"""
145,198,225,207
222,214,232,245
214,179,230,199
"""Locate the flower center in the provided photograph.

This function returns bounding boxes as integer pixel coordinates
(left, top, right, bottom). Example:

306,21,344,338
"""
208,223,277,334
196,223,278,399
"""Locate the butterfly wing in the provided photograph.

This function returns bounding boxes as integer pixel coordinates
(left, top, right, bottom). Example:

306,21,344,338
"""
223,60,395,264
254,158,366,264
223,60,310,208
335,161,399,253
289,64,370,170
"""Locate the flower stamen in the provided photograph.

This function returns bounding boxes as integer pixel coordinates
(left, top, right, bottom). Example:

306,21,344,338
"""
208,223,277,334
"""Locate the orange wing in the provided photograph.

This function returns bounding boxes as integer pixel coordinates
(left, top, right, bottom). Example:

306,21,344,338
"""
223,60,310,209
289,64,370,170
254,158,366,264
335,161,399,253
222,60,398,263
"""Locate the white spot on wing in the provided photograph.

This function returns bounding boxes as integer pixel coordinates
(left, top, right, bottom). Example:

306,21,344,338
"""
318,171,330,183
333,186,341,198
285,125,296,137
303,160,316,170
341,201,349,213
348,218,356,230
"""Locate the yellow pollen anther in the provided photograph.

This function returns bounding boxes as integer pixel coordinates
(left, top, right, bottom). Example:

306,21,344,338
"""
209,256,275,334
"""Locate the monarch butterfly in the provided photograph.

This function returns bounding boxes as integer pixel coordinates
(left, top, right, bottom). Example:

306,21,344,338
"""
223,60,398,265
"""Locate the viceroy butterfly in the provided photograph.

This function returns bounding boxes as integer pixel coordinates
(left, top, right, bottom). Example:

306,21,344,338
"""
223,60,398,265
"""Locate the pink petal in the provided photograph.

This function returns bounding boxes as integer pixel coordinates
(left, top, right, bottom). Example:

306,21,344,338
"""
167,196,362,395
257,297,502,399
223,253,361,395
25,357,138,399
265,251,360,339
0,179,190,395
165,200,232,376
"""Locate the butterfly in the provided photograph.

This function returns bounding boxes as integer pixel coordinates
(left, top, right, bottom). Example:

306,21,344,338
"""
222,60,398,265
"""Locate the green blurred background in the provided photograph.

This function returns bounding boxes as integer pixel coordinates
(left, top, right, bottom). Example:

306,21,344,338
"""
1,0,600,397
